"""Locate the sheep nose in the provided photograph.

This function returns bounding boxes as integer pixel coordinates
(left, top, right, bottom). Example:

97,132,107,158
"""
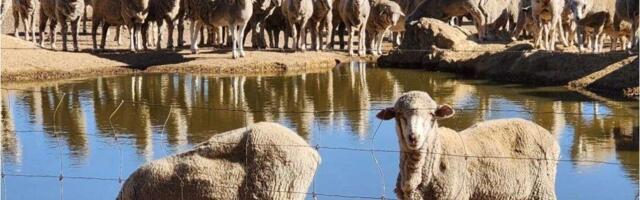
408,135,417,143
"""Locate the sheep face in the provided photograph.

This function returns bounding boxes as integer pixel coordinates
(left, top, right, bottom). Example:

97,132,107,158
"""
376,91,454,150
569,0,591,20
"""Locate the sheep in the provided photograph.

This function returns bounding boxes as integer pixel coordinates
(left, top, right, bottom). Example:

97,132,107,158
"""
119,0,149,52
265,6,289,48
376,91,560,200
91,0,126,51
187,0,253,58
12,0,36,42
142,0,181,50
81,0,90,34
38,0,58,49
366,0,404,56
328,0,346,50
337,0,370,56
407,0,489,41
282,0,314,51
614,0,639,50
307,0,333,51
389,0,424,46
531,0,568,50
117,122,321,200
607,20,633,51
568,0,617,52
243,0,278,49
55,0,85,51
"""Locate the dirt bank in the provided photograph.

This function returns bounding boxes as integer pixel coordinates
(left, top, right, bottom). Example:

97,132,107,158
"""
378,43,639,98
1,34,351,82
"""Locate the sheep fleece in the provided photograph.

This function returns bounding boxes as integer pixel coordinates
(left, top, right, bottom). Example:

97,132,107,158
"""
117,122,321,200
409,118,560,199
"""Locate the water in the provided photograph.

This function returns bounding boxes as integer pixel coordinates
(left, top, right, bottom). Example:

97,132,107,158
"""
2,62,638,200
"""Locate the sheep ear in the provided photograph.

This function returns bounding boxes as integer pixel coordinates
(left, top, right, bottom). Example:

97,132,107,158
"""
434,104,455,119
376,107,396,120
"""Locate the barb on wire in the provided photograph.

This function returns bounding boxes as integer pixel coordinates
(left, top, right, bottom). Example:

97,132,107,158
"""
52,93,66,200
108,100,125,184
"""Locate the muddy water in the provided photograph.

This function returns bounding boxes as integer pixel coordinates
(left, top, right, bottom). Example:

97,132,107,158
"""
2,62,638,199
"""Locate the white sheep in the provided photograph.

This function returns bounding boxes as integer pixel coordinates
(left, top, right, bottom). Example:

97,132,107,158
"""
188,0,253,58
337,0,370,56
376,91,560,200
531,0,568,51
569,0,617,52
366,0,404,56
117,122,321,200
282,0,314,51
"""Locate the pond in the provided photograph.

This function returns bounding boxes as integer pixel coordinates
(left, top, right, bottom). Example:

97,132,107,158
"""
1,62,638,199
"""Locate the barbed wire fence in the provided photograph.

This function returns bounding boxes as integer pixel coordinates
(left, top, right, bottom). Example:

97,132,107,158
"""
0,87,638,200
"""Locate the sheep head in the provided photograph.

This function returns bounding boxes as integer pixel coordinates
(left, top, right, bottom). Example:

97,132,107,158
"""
376,91,454,150
569,0,591,20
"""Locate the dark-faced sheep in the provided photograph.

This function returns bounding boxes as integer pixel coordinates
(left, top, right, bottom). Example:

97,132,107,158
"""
366,0,404,55
376,91,560,200
337,0,370,56
265,6,289,48
12,0,36,42
55,0,85,51
117,122,321,200
187,0,253,58
531,0,568,51
282,0,314,51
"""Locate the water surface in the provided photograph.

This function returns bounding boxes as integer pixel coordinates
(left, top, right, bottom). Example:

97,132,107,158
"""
2,62,638,199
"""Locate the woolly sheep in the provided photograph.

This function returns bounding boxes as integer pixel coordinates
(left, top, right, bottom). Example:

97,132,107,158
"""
531,0,568,50
119,0,149,52
337,0,370,56
569,0,617,52
143,0,181,50
39,0,58,49
614,0,639,50
376,91,560,200
55,0,85,51
366,0,404,56
282,0,314,51
187,0,253,58
388,0,424,46
12,0,36,42
407,0,489,41
117,122,321,200
307,0,333,51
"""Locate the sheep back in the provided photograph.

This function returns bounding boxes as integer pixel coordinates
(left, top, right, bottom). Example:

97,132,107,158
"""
117,122,321,200
419,118,559,199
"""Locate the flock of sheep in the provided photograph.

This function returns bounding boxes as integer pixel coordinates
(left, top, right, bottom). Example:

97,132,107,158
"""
116,91,560,200
4,0,639,59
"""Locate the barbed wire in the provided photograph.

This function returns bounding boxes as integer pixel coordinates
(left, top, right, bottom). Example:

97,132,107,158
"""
0,87,637,200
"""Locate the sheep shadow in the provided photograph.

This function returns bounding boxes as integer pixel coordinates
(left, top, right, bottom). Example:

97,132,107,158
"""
90,49,195,70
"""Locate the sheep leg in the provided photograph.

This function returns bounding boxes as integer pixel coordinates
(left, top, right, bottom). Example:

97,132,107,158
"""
82,6,87,34
554,17,567,47
576,25,585,52
239,22,248,57
177,17,184,47
71,19,79,52
29,12,35,42
339,23,345,50
94,22,109,50
141,22,150,50
50,19,57,49
300,20,308,51
38,10,48,47
347,26,355,56
13,9,19,37
311,22,319,51
61,21,69,51
190,21,202,54
376,31,385,55
357,24,366,57
291,23,298,51
22,14,29,41
323,15,332,50
464,3,486,42
157,20,165,50
128,23,136,52
231,24,239,59
367,31,375,56
165,18,174,49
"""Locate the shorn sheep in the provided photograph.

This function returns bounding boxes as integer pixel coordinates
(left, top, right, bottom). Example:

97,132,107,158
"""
376,91,560,200
338,0,371,56
117,122,321,200
188,0,253,58
12,0,36,42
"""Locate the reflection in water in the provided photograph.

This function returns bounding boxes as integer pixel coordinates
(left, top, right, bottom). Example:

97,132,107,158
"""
2,62,638,199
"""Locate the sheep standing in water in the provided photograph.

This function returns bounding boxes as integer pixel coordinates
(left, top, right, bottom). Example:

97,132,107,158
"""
118,122,320,200
376,91,560,200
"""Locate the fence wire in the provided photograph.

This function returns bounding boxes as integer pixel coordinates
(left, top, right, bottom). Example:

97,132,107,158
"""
0,87,638,200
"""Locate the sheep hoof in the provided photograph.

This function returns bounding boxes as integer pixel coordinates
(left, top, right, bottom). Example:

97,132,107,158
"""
191,49,198,54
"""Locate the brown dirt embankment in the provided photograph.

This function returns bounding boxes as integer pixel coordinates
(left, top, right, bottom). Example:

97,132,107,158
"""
1,34,349,82
378,18,639,99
